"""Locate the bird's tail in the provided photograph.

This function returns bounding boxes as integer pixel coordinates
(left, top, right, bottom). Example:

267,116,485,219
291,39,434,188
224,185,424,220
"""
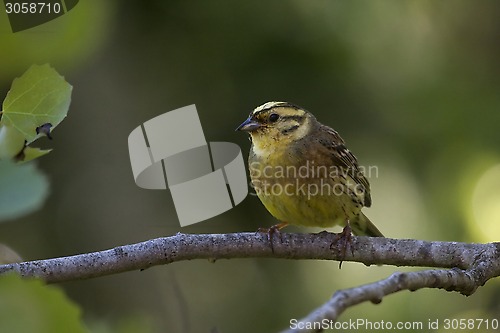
351,212,384,237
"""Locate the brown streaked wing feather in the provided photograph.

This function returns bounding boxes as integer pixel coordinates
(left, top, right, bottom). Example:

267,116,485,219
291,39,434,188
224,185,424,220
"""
318,125,372,207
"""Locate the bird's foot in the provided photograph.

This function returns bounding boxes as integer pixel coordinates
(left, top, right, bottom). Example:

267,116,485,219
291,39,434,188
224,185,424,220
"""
257,222,288,253
330,221,354,269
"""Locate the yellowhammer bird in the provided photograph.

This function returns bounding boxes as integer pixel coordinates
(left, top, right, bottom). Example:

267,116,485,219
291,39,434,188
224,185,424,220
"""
236,101,383,238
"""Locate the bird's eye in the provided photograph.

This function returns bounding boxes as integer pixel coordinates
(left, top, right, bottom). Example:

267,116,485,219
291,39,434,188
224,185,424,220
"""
269,113,279,122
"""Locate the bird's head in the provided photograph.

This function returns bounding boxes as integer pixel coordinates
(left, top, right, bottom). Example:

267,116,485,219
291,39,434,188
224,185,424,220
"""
236,102,316,155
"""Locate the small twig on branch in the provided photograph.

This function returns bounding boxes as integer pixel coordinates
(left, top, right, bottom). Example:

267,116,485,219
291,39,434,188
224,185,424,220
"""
0,232,499,333
283,266,497,333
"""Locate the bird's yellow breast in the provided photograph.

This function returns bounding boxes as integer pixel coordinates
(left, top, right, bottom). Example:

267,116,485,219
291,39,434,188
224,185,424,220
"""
248,144,362,228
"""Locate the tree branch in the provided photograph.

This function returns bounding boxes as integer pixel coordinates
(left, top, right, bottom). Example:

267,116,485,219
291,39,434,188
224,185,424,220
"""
0,232,499,332
0,232,498,283
284,267,496,333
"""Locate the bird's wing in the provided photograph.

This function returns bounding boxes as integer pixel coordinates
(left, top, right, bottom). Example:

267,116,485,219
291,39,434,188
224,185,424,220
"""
318,125,372,207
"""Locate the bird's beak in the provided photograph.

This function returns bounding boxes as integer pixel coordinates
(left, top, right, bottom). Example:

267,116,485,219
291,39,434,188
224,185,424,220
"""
236,116,261,132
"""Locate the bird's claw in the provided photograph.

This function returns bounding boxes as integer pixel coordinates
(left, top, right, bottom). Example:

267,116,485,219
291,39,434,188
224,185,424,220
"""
257,222,288,253
330,222,354,269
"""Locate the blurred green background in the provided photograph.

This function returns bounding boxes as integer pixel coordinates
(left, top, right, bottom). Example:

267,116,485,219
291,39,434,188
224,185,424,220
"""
1,0,500,332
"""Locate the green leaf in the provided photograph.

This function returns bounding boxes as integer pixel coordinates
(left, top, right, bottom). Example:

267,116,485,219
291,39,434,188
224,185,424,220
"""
0,243,23,264
0,125,25,160
0,160,49,222
0,274,88,333
1,64,72,144
21,147,53,163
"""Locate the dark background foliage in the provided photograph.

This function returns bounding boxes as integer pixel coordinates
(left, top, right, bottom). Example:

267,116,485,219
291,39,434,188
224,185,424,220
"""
1,1,499,331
